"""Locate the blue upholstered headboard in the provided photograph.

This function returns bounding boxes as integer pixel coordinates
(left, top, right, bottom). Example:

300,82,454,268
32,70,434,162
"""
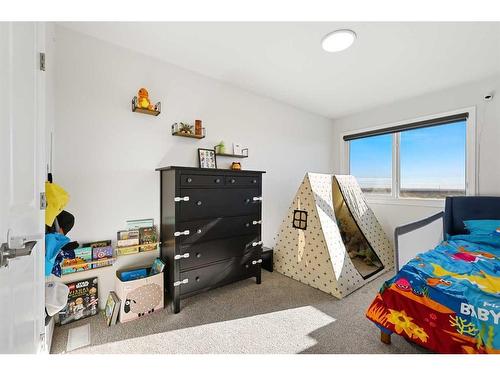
444,196,500,237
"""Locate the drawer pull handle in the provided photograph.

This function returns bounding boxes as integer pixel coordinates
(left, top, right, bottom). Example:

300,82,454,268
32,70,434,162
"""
174,253,190,260
251,259,263,265
253,196,262,201
252,220,262,225
196,201,202,206
196,253,201,258
252,241,263,247
196,229,202,234
195,276,200,282
174,230,190,237
245,198,251,203
174,196,190,202
215,178,221,183
186,177,193,183
245,223,250,228
230,179,236,184
252,179,257,184
173,278,189,287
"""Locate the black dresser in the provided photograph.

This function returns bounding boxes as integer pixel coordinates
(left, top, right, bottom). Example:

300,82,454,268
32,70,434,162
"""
157,166,265,313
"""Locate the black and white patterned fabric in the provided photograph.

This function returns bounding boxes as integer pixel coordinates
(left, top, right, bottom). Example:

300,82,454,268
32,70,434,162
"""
273,173,394,299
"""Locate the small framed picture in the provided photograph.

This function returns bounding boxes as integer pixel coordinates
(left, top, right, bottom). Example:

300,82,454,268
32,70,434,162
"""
198,148,217,169
233,143,249,157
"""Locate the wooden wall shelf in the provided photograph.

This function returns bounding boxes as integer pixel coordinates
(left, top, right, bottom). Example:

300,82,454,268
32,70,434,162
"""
61,257,116,275
172,132,205,139
131,96,161,116
116,242,160,256
216,152,248,158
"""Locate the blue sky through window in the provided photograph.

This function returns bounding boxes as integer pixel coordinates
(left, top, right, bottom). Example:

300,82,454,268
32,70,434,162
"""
349,121,466,193
350,133,392,192
400,121,466,191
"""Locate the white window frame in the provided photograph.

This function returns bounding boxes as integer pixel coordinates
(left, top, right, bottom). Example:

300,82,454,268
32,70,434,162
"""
340,107,476,207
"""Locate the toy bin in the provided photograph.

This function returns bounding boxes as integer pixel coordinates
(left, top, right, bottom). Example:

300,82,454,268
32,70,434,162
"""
115,266,164,323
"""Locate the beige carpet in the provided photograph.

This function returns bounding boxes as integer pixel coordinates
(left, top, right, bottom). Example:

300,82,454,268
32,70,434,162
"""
51,270,427,354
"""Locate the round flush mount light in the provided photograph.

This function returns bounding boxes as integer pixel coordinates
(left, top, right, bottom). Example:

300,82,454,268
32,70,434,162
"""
321,29,356,52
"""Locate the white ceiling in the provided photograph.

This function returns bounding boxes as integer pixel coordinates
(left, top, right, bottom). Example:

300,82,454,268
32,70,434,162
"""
59,22,500,119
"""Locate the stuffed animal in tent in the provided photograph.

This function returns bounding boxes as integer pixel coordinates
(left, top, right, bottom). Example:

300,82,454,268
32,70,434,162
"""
137,88,154,110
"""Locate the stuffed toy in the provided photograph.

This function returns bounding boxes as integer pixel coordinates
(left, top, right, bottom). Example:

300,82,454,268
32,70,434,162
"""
137,87,154,110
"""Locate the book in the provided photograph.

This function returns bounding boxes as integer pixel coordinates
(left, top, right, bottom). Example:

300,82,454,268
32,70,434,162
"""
117,229,139,241
58,277,98,326
81,240,114,268
82,240,112,248
117,238,139,248
117,229,140,250
104,291,120,326
118,268,148,282
61,246,92,275
139,226,158,252
150,258,165,275
92,245,114,269
126,218,154,230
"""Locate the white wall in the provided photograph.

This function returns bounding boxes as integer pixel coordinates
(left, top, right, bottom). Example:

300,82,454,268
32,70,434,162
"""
332,75,500,238
54,26,334,307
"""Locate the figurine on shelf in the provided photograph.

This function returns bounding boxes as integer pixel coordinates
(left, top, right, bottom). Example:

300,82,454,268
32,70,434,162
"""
137,87,154,110
178,122,194,135
231,162,242,170
215,141,226,154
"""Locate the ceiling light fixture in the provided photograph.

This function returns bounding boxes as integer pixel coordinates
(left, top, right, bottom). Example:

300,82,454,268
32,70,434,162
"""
321,29,356,52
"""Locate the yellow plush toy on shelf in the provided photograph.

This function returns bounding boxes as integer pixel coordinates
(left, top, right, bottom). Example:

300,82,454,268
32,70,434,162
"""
137,87,154,110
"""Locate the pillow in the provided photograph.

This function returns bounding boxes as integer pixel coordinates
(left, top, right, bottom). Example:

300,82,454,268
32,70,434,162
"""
463,220,500,235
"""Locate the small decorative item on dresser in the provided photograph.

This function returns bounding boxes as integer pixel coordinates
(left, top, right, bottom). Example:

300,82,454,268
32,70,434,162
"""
198,148,217,169
231,162,242,170
195,119,202,136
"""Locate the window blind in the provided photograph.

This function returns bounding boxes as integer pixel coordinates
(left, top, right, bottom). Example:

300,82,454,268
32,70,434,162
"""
343,112,469,142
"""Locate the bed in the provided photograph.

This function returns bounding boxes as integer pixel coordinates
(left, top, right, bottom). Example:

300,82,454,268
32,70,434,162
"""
366,197,500,354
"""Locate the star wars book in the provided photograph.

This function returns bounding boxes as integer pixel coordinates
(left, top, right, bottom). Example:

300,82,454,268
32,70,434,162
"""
58,277,99,326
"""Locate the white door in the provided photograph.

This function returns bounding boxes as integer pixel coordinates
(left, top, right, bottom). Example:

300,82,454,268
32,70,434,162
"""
0,22,46,354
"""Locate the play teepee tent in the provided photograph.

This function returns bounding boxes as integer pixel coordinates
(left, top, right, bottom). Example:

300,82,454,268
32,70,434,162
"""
274,173,394,298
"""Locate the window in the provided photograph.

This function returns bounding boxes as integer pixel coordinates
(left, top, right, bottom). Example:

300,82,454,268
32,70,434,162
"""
345,111,471,200
292,210,308,230
349,134,392,195
400,122,466,198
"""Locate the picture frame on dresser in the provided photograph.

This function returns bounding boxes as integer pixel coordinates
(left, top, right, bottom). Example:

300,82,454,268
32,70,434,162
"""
156,166,265,313
197,148,217,169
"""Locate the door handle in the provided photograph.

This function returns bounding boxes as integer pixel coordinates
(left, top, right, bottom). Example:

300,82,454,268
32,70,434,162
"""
1,230,42,268
0,240,37,268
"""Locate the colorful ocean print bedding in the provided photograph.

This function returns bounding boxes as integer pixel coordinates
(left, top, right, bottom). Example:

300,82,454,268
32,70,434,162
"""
366,232,500,354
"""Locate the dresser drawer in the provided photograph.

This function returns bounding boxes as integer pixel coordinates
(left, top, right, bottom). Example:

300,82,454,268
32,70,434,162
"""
178,251,261,296
174,215,261,245
225,175,260,187
180,174,225,187
178,188,261,221
178,234,261,270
